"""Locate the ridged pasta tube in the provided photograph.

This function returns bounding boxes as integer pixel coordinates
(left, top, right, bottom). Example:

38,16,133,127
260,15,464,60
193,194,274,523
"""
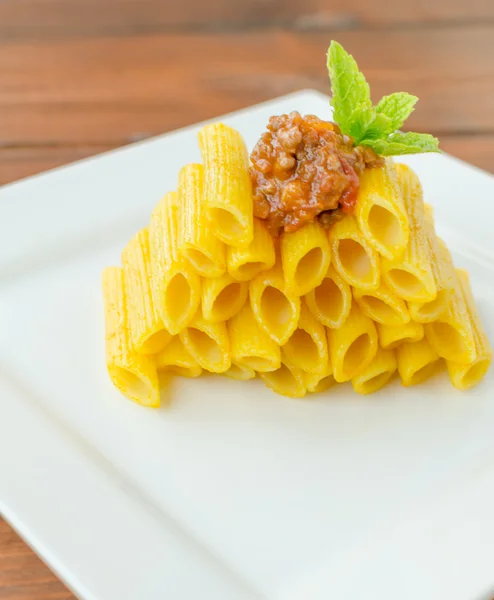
198,123,253,247
328,302,378,382
397,338,442,386
329,214,380,291
282,302,329,374
446,269,492,390
121,228,172,355
305,366,336,394
156,336,202,378
281,222,331,296
102,267,160,407
249,264,300,345
227,218,276,281
304,265,352,329
202,273,248,323
377,321,424,350
260,362,306,399
149,192,201,335
180,310,231,373
222,364,256,381
355,158,409,260
178,163,226,277
382,165,436,302
228,303,281,372
353,280,410,326
352,347,397,395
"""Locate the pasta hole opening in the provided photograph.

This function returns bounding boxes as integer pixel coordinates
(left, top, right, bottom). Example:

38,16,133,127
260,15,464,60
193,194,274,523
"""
240,356,275,371
363,371,393,392
314,278,343,323
294,247,325,291
367,205,405,249
224,364,254,380
414,290,448,320
165,273,192,324
360,295,400,323
284,329,319,367
428,322,467,359
210,208,243,238
213,283,244,316
343,333,371,376
234,262,263,280
312,375,336,394
141,329,171,354
338,239,371,280
409,361,440,386
386,269,425,298
168,365,200,378
264,364,300,396
461,359,490,389
260,286,293,340
184,249,215,274
112,367,150,401
187,328,221,365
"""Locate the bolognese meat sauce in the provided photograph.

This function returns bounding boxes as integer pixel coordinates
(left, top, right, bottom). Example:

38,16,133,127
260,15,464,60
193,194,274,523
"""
249,111,383,235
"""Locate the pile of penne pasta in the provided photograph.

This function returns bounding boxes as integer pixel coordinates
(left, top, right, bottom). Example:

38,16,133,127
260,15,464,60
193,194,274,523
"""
102,123,492,407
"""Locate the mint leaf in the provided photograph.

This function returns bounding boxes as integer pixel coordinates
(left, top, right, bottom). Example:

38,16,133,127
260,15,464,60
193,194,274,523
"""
363,112,394,140
360,132,440,156
347,104,375,144
375,92,418,132
327,41,371,136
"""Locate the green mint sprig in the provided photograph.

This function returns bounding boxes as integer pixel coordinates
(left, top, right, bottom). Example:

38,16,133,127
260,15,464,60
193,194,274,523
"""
327,41,439,156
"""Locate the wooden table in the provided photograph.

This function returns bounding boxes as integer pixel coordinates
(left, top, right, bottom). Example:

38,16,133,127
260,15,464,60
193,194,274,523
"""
0,1,493,597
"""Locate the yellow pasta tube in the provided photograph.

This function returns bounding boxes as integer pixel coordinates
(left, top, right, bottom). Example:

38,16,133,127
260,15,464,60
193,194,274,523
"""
397,337,442,386
198,123,253,247
377,320,424,350
180,310,231,373
227,218,276,281
382,165,436,302
351,347,397,395
228,303,281,372
408,206,455,323
121,228,172,355
155,336,202,378
355,158,409,260
249,263,300,345
149,192,201,335
281,222,331,296
305,367,336,394
282,302,329,374
446,269,492,390
102,267,160,407
178,163,226,277
328,302,378,382
222,364,256,381
202,273,248,323
425,268,476,364
329,214,380,291
304,265,352,329
260,362,306,399
353,280,410,326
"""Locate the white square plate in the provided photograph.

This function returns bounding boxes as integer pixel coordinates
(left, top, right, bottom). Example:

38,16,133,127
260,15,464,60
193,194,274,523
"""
1,91,494,600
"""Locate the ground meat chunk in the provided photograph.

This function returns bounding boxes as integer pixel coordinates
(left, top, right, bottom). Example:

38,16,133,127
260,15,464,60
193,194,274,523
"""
249,111,383,235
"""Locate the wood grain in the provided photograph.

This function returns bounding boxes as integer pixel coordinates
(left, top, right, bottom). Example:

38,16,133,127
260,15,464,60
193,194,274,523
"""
0,27,493,149
0,0,493,38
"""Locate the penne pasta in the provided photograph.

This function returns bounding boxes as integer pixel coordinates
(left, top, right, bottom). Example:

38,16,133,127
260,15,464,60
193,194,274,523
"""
425,268,476,364
202,273,248,323
102,267,160,407
377,320,424,350
249,263,300,345
397,337,442,386
260,361,307,398
281,222,331,296
304,265,352,329
155,335,202,378
329,214,380,291
121,228,172,355
180,310,231,373
282,302,329,374
408,205,455,323
149,192,201,335
328,301,378,382
198,123,253,247
227,218,276,281
382,165,436,302
222,363,256,381
351,347,397,395
355,158,409,260
178,163,226,278
228,303,281,372
305,364,335,394
446,269,492,390
353,280,410,326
